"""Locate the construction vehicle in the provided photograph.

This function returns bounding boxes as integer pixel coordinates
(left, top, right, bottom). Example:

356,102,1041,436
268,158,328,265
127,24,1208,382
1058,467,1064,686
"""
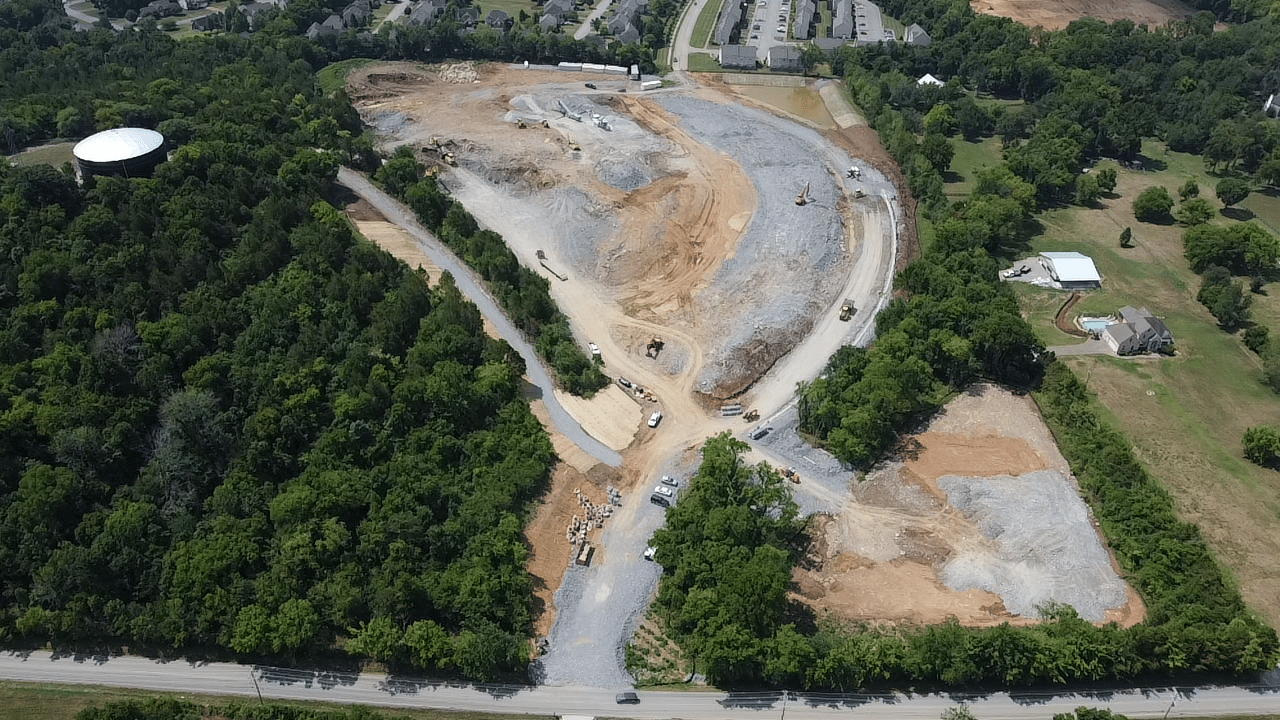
442,152,456,166
847,166,861,179
795,182,810,206
566,135,581,151
542,119,550,128
645,336,664,358
516,118,527,129
557,100,582,122
839,299,855,321
743,409,759,422
854,187,865,198
782,467,799,483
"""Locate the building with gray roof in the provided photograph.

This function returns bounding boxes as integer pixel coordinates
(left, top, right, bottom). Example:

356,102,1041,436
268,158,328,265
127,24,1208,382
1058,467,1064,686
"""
713,0,744,45
792,0,815,40
832,0,852,39
720,44,757,69
905,22,930,44
768,45,802,71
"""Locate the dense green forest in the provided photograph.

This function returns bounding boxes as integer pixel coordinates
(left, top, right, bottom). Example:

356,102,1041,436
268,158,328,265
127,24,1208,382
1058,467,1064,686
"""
371,149,609,396
1,25,548,679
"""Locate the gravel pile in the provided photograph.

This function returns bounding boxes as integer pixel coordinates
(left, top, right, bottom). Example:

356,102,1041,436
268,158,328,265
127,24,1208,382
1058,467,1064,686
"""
596,157,654,191
653,96,852,397
938,471,1129,621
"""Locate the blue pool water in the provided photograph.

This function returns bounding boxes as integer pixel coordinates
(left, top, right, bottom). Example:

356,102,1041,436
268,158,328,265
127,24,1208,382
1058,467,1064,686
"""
1081,318,1110,332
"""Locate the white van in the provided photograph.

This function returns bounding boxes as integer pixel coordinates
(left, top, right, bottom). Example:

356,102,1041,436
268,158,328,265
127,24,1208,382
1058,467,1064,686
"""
648,411,663,427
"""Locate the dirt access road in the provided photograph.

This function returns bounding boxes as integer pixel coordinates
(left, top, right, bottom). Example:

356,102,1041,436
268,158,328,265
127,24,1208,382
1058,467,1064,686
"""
348,61,900,687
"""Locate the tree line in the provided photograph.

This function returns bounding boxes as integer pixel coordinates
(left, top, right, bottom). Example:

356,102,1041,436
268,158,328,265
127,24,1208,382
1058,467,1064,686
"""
372,147,609,397
2,26,553,680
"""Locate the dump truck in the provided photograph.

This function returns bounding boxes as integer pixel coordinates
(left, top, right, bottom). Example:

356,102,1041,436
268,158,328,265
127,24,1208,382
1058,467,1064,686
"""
839,299,855,321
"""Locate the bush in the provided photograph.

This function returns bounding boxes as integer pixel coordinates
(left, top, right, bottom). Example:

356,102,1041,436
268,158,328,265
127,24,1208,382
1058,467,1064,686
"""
1242,425,1280,467
1243,324,1271,354
1132,186,1174,223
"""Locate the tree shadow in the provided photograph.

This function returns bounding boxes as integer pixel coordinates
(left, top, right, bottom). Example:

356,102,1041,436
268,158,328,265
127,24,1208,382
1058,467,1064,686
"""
942,170,965,185
1221,206,1255,222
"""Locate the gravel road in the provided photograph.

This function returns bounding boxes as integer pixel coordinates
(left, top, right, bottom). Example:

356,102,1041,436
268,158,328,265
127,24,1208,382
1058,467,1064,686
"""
337,168,621,468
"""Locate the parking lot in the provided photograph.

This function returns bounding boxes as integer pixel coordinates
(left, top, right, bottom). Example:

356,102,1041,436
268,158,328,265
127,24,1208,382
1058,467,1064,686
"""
745,0,792,50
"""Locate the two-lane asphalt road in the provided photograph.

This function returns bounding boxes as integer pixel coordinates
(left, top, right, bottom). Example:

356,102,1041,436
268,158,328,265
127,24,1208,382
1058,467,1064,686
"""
2,650,1278,719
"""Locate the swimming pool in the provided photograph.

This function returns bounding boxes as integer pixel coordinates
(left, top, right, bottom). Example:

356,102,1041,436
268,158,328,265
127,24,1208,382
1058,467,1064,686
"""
1080,317,1111,332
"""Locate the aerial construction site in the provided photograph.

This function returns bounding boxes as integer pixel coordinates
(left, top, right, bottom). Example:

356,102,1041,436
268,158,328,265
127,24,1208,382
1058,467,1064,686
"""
343,61,1140,688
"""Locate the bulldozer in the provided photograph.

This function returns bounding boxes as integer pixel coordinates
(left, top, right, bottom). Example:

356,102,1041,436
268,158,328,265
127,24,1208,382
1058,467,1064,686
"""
795,182,810,206
645,336,664,358
853,187,866,198
743,409,759,422
516,118,527,129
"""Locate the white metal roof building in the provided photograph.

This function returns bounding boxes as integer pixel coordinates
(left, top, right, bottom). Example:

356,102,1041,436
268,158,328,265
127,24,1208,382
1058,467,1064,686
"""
1040,251,1101,289
73,128,166,179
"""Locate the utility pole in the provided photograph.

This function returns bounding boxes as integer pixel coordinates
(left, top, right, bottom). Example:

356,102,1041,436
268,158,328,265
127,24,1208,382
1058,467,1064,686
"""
250,669,264,705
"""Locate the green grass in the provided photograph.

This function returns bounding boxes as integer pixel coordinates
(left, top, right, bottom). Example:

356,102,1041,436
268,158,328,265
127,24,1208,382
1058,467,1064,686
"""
691,0,722,47
1242,188,1280,236
685,52,724,72
943,136,1002,198
0,681,550,720
317,58,379,94
474,0,537,21
1012,140,1280,624
6,142,77,168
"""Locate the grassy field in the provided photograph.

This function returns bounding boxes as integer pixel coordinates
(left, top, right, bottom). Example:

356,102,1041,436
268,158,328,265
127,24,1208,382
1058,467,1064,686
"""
691,0,723,47
6,142,77,168
943,136,1002,198
1010,140,1280,625
318,57,380,94
474,0,537,21
0,682,548,720
685,52,724,72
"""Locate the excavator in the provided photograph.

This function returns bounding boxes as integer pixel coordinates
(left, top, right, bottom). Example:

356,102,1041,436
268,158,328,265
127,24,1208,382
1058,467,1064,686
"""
795,182,810,206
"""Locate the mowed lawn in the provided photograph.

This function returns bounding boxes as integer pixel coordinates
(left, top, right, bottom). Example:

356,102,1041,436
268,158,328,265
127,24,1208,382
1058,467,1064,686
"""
0,682,548,720
1010,140,1280,625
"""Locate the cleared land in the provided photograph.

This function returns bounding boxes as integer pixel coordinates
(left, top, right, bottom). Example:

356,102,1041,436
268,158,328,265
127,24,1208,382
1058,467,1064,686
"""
971,0,1194,30
791,384,1143,627
1012,141,1280,625
347,61,902,686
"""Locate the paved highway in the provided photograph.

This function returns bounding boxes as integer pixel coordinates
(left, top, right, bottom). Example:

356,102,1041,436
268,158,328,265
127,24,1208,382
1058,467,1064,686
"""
337,168,622,468
2,651,1278,719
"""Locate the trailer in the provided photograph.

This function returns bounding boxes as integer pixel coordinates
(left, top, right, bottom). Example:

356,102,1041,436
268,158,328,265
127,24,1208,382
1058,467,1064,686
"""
641,80,662,91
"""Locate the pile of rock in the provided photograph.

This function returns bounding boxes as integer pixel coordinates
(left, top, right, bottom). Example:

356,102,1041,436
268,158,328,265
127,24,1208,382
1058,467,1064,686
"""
565,488,613,544
439,62,478,84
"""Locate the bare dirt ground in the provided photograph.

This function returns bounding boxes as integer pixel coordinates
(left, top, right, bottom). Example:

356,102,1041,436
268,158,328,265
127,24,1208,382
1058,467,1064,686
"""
971,0,1194,30
523,460,623,639
794,384,1146,627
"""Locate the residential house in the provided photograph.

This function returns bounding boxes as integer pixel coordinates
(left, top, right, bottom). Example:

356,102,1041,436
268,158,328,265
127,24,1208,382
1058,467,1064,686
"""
191,10,223,29
768,44,802,71
616,24,641,43
240,0,278,28
306,13,343,37
1112,306,1174,353
485,8,512,30
342,0,372,27
179,0,208,10
456,6,479,26
831,0,852,39
712,0,743,45
792,0,815,40
404,0,447,26
138,0,181,18
719,44,757,69
904,22,929,44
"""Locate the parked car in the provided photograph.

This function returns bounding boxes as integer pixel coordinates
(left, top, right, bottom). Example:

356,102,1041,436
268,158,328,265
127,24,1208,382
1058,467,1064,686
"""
648,411,663,428
585,82,596,89
616,692,640,704
588,342,600,356
776,25,786,32
618,377,632,388
643,546,657,561
654,486,674,498
661,475,679,487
